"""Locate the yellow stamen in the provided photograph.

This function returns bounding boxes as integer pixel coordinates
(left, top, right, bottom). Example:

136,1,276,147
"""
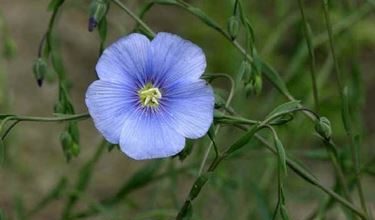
138,83,162,107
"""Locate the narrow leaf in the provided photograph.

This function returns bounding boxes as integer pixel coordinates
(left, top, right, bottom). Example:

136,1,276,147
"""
261,61,292,98
267,100,301,119
275,136,287,176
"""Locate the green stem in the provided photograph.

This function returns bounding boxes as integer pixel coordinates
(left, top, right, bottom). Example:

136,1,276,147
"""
322,1,369,218
198,73,235,175
111,0,155,37
61,140,108,220
0,113,90,140
297,0,320,113
9,113,90,122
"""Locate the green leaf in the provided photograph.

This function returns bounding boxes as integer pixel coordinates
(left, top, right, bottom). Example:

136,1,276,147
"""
280,205,290,220
188,172,212,200
261,61,292,98
267,100,301,119
226,125,258,155
274,136,287,176
178,140,194,161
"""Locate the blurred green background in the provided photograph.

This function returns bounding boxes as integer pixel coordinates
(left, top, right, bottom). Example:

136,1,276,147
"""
0,0,374,219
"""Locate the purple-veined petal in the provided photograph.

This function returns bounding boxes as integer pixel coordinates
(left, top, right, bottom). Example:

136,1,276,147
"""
119,110,185,160
161,79,214,139
96,33,150,87
85,80,138,144
149,32,206,87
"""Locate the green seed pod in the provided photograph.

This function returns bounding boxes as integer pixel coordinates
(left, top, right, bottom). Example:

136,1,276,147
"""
227,16,240,40
88,0,108,32
315,117,332,140
33,58,48,87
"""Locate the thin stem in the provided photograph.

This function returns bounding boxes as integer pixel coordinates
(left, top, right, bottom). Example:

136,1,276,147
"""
322,1,369,218
111,0,155,37
10,113,90,122
0,113,90,140
322,0,344,95
297,0,320,113
61,140,108,219
198,73,235,175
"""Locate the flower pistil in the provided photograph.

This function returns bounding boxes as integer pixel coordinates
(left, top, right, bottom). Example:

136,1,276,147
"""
138,83,162,107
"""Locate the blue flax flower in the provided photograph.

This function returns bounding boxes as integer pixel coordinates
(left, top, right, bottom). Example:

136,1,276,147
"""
85,32,214,160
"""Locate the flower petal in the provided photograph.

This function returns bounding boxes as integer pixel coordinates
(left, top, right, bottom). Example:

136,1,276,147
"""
162,80,214,139
96,33,150,86
85,80,138,144
119,110,185,160
149,32,206,87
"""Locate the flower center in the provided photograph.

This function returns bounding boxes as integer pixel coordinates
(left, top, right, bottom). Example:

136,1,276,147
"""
138,83,162,107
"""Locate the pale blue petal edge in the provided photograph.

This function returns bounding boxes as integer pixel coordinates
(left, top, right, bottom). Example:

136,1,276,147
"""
162,79,214,139
96,33,150,87
85,80,138,144
119,110,185,160
149,32,206,87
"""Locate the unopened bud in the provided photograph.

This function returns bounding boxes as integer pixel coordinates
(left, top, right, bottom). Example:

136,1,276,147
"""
315,117,332,140
227,16,240,40
33,58,48,87
88,0,108,32
236,60,252,89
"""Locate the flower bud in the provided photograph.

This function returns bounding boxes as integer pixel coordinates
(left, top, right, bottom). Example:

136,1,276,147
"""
253,74,262,95
236,60,252,89
60,131,80,161
32,57,48,87
88,0,108,32
315,117,332,140
227,16,241,40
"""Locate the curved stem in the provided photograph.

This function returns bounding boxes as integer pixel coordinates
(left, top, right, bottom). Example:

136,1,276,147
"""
111,0,155,37
0,113,90,140
198,73,235,175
